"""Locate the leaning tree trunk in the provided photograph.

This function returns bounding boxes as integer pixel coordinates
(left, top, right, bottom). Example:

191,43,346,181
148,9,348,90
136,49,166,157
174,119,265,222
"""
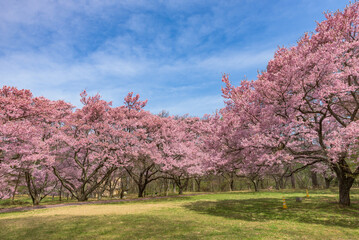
250,178,259,192
11,171,22,202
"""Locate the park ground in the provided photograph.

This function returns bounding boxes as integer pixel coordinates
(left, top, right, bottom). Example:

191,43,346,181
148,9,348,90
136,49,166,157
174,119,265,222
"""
0,189,358,240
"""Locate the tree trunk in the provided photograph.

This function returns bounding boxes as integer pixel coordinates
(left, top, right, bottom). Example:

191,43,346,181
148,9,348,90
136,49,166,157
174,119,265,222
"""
338,179,352,206
77,193,88,201
178,187,183,195
337,175,354,206
272,176,280,190
311,171,319,188
229,179,234,191
172,181,176,193
97,192,102,200
58,185,62,201
33,196,41,205
325,177,333,189
250,179,259,192
290,174,296,189
165,179,170,196
138,184,146,198
195,178,201,192
174,177,189,195
11,172,22,202
120,189,126,199
279,178,284,189
109,189,114,198
25,171,42,205
260,179,265,189
332,158,356,206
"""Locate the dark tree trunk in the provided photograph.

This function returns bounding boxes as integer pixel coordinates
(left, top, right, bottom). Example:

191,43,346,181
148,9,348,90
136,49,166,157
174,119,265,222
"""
124,163,161,198
11,172,22,202
58,184,62,201
53,166,116,202
311,171,319,188
195,178,201,192
290,173,296,189
332,157,356,206
272,176,280,190
138,184,146,198
77,194,88,201
250,179,259,192
174,176,189,195
338,178,353,206
109,189,114,198
324,177,333,189
25,171,49,205
279,178,284,189
260,179,265,189
230,178,234,191
120,189,126,199
77,186,88,201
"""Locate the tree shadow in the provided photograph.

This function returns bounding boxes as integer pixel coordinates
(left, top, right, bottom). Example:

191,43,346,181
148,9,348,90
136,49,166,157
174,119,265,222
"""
184,197,359,229
0,214,201,240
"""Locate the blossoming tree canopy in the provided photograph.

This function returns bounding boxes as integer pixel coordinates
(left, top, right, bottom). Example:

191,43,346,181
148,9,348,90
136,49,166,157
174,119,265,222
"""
51,91,122,201
221,2,359,206
157,116,207,194
0,86,73,204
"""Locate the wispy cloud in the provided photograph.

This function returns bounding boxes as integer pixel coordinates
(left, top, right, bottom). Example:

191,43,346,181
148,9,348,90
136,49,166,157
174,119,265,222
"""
0,0,349,116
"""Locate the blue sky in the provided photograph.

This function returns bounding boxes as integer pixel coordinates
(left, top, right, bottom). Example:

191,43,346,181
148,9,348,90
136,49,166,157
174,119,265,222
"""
0,0,348,116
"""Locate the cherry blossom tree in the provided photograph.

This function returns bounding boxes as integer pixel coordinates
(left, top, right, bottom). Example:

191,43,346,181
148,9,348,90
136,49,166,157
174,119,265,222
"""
221,2,359,205
51,91,118,201
120,92,164,197
0,86,72,204
158,116,206,194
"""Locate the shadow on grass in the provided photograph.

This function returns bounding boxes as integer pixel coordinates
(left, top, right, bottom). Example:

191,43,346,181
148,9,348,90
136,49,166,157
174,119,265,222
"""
184,197,359,229
0,214,200,240
102,195,194,206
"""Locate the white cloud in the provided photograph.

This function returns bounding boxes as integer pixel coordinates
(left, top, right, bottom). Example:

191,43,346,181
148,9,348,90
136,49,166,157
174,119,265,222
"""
0,0,291,116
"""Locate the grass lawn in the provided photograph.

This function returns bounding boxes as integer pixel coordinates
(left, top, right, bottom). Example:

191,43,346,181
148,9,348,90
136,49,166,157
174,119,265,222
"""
0,189,358,239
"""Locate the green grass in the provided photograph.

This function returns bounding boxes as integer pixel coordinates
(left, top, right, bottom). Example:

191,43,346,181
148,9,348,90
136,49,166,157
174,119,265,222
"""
0,192,184,209
0,189,358,239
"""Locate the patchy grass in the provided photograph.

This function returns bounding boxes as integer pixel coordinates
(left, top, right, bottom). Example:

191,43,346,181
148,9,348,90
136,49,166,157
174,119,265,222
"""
0,192,186,210
0,189,358,239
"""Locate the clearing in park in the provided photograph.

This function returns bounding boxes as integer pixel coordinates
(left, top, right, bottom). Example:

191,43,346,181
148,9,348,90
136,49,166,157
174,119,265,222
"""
0,189,358,240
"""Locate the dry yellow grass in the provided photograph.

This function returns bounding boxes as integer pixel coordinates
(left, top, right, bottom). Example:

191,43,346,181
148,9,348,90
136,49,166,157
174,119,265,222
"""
0,202,182,219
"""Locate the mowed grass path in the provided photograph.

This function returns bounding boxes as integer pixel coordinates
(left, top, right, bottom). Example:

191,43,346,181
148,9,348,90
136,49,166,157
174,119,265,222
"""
0,189,358,240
